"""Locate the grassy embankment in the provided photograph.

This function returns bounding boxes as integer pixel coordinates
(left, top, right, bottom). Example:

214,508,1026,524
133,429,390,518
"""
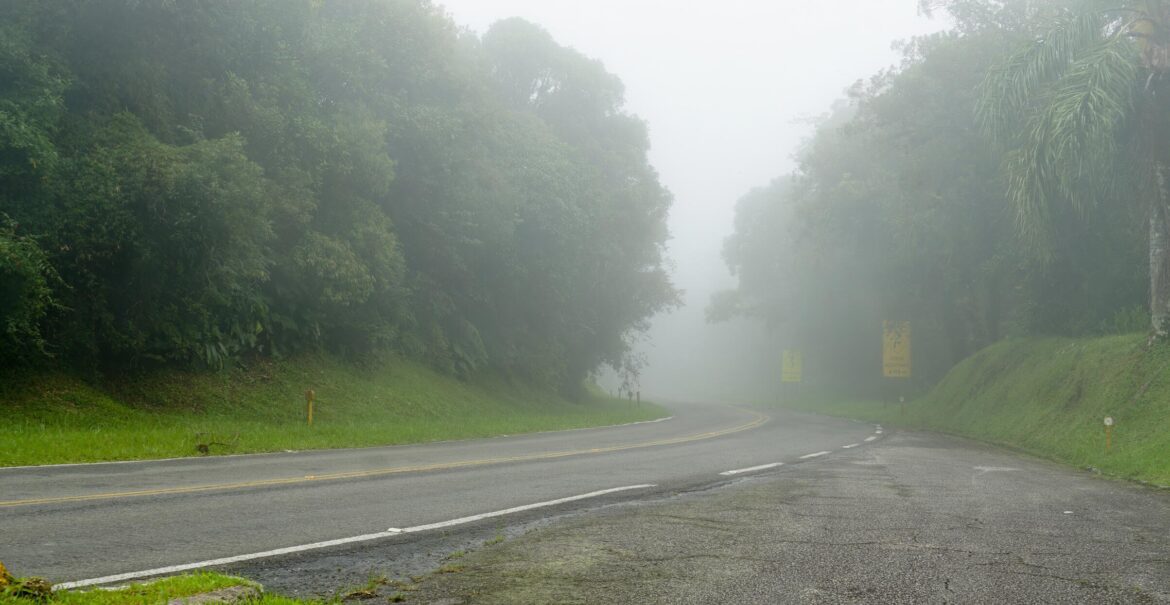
779,334,1170,486
0,572,313,605
0,354,665,467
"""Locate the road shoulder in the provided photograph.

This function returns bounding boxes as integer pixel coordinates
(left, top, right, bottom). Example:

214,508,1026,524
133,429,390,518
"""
402,432,1170,604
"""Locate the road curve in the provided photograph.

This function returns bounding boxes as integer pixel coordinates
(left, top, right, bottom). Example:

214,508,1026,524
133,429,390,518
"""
0,402,879,585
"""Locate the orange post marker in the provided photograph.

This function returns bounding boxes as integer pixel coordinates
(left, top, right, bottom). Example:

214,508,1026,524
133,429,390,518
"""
306,387,316,427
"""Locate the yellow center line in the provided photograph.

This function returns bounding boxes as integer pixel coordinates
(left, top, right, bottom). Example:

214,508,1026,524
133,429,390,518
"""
0,409,769,508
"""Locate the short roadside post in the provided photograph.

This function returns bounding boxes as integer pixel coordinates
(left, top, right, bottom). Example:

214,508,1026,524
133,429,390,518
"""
306,387,316,427
1104,416,1114,452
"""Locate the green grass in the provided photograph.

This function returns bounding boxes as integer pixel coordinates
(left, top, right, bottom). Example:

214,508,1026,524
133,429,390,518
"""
774,334,1170,487
0,354,666,467
0,572,321,605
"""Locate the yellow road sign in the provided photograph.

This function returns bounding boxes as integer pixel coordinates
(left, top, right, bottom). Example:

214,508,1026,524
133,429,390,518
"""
882,321,911,378
781,350,803,383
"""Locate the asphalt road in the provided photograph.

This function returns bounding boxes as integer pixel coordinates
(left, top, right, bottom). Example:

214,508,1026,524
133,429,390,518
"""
406,431,1170,604
0,402,880,586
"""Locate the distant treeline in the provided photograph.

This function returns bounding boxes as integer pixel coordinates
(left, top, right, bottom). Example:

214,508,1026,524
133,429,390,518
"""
715,0,1157,390
0,1,676,395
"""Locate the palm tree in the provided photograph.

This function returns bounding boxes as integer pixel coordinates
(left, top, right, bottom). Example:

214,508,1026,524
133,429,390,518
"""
979,1,1170,338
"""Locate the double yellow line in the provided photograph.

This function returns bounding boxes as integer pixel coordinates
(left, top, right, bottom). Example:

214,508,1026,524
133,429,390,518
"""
1,409,768,508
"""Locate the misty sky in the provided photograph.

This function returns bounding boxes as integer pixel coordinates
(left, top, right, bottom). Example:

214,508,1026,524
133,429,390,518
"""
437,1,945,399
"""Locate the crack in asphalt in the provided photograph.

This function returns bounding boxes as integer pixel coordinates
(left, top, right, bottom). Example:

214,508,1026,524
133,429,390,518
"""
987,569,1107,589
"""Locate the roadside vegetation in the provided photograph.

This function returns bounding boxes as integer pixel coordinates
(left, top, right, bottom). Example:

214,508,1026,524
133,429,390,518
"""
777,334,1170,487
0,571,312,605
0,1,673,464
713,0,1170,480
712,0,1160,391
0,1,674,414
0,354,665,467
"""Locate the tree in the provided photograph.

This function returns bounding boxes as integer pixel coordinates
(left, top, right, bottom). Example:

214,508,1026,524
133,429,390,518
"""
978,1,1170,337
714,30,1029,388
0,217,58,363
479,18,678,394
0,1,675,394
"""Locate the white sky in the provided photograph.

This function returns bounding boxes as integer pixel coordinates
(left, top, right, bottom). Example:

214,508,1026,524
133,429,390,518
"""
437,1,946,398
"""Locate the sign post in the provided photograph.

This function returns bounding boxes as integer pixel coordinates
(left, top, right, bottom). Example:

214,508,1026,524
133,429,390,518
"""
781,350,803,384
306,387,316,427
883,321,911,412
1104,416,1114,452
882,321,912,379
781,350,803,404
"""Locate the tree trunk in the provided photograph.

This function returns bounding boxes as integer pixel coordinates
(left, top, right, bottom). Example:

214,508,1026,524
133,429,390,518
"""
1150,165,1170,340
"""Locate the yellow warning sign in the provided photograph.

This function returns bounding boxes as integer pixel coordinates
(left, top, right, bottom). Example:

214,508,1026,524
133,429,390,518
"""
781,350,803,383
882,321,911,378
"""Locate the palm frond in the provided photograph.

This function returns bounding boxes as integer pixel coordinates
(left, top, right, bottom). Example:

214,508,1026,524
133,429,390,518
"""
1040,34,1137,212
980,8,1142,255
977,11,1109,144
1002,146,1056,259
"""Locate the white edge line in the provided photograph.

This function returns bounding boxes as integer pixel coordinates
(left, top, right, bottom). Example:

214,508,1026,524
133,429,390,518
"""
54,531,399,590
841,444,860,449
799,451,831,460
719,462,783,476
55,484,655,590
865,436,877,442
400,484,655,533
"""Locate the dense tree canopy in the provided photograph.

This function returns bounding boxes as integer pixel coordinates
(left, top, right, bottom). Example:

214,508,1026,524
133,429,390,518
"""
977,0,1170,337
716,0,1150,393
0,0,677,395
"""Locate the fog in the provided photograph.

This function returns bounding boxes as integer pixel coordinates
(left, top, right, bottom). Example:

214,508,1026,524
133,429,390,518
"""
438,1,943,402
